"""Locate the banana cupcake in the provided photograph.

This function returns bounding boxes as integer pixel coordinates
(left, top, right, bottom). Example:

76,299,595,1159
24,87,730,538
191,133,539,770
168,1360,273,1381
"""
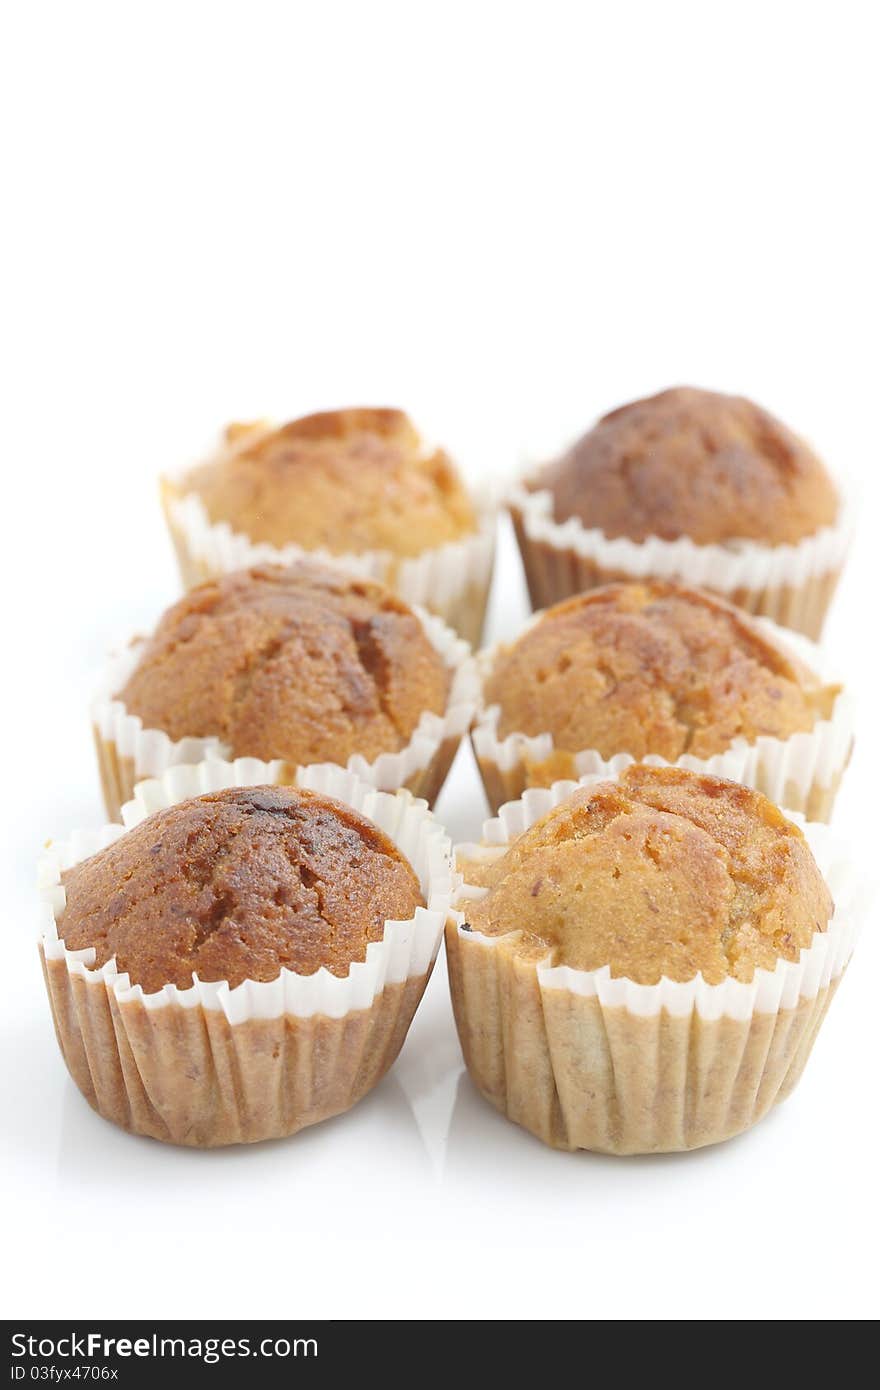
39,762,452,1146
447,765,860,1154
93,562,478,820
472,581,852,820
510,387,848,638
162,407,496,645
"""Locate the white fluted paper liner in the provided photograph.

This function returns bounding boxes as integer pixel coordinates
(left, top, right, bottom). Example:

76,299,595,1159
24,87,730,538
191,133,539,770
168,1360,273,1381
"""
471,615,854,820
509,483,851,639
161,475,497,646
446,774,867,1152
39,763,453,1145
92,603,479,820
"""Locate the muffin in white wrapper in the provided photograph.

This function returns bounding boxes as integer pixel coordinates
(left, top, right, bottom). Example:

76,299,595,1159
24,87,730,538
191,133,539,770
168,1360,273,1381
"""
39,761,453,1147
162,475,497,647
93,604,479,821
446,773,865,1154
509,482,851,641
471,614,853,821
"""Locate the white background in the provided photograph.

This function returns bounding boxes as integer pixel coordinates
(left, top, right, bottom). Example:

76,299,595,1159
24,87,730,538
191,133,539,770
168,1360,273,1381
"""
1,0,878,1322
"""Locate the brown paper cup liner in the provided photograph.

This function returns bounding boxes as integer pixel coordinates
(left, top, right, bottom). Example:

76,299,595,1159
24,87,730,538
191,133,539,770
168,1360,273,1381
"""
471,619,853,821
447,784,861,1154
162,477,496,648
41,948,431,1147
92,606,478,821
39,763,452,1147
510,495,849,641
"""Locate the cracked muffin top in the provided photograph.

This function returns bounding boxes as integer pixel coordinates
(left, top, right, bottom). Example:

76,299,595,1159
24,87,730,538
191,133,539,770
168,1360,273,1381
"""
484,581,837,762
116,563,451,765
461,765,832,985
179,407,478,557
530,387,839,546
59,785,424,991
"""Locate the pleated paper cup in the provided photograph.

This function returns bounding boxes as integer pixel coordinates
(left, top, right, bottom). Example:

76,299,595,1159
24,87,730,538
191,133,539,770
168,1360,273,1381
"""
39,761,453,1148
92,604,479,821
509,484,851,640
471,616,853,821
161,474,497,647
446,777,864,1154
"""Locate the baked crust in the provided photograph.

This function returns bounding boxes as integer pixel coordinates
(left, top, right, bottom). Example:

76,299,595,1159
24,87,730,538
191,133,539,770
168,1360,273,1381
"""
532,387,838,545
485,581,838,761
462,765,833,985
59,785,424,991
116,563,450,765
182,407,477,555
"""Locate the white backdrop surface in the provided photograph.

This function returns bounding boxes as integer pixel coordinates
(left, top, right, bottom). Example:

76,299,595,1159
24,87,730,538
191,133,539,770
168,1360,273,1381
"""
1,0,878,1321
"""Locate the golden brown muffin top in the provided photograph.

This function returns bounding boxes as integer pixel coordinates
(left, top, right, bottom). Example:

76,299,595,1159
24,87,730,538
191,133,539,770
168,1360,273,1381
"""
116,563,451,766
181,407,478,556
461,766,832,985
59,786,424,992
531,387,839,545
485,582,837,762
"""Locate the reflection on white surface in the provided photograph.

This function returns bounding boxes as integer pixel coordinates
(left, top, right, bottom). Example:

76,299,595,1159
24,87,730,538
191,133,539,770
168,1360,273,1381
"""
392,956,466,1179
56,1065,434,1190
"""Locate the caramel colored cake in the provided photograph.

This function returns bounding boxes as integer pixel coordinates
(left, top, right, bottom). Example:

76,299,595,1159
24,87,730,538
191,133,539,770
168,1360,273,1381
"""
59,786,424,992
181,408,477,557
116,563,451,765
532,387,839,546
484,582,837,762
462,766,832,985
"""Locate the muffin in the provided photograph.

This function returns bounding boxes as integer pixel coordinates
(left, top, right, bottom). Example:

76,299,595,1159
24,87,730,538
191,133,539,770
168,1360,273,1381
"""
92,562,478,820
162,408,496,645
510,387,849,638
472,582,852,820
447,765,859,1154
39,762,452,1146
